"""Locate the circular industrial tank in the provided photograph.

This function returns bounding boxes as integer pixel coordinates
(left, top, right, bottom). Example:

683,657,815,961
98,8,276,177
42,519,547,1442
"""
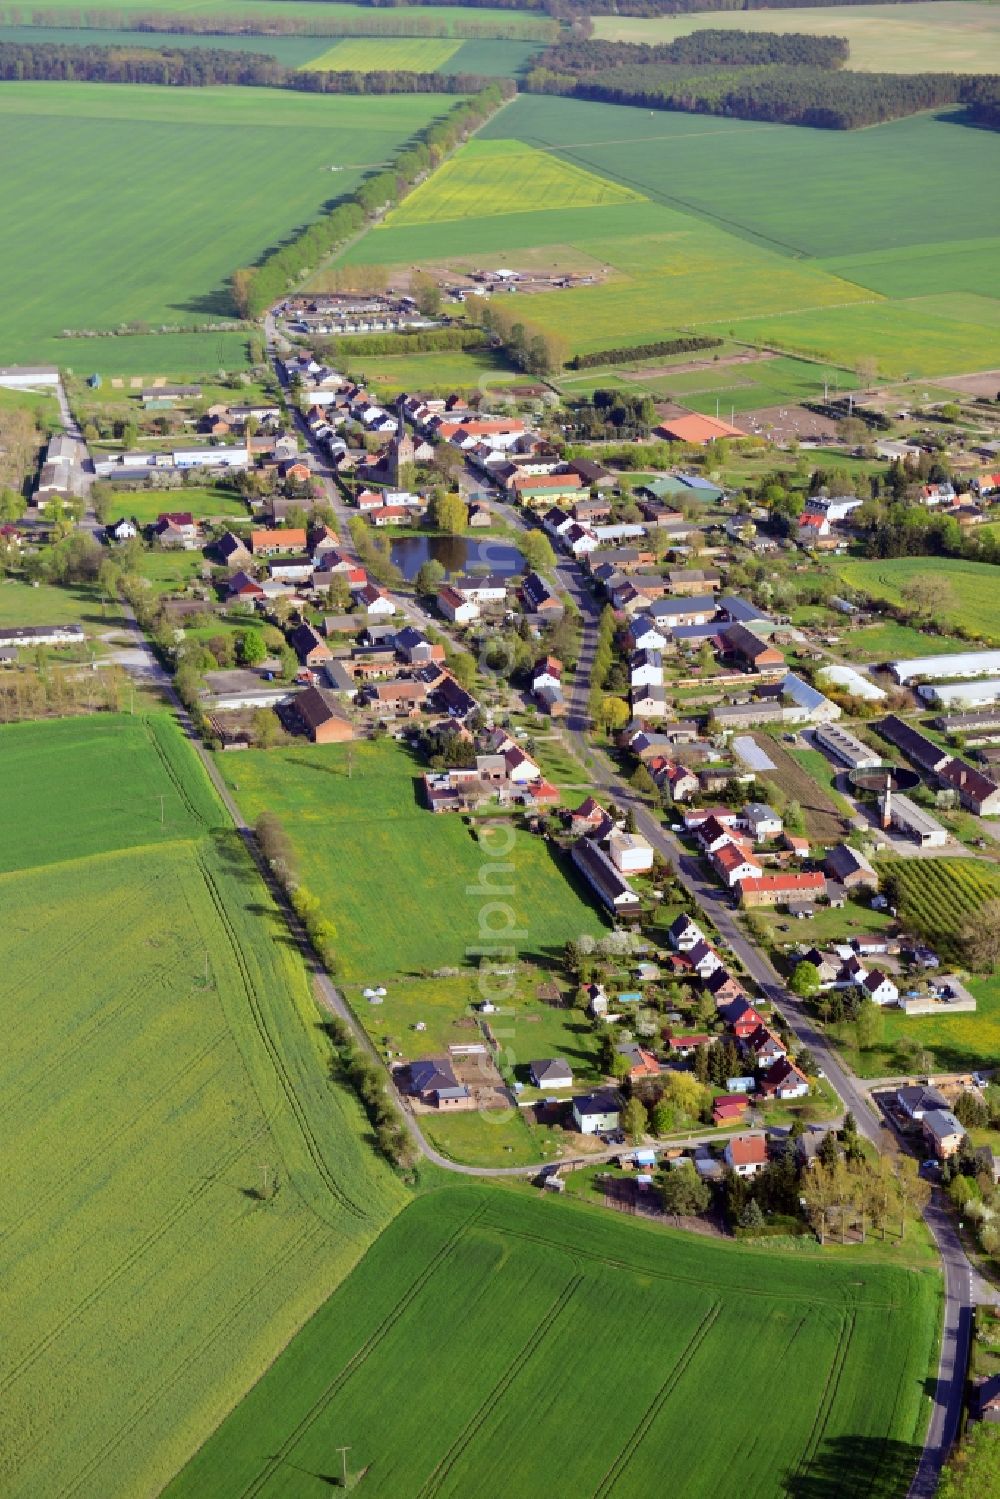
848,763,921,795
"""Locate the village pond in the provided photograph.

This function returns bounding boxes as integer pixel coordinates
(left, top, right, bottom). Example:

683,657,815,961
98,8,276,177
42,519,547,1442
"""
390,534,526,581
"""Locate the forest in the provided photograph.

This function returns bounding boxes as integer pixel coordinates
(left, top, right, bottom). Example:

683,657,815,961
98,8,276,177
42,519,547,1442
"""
538,30,849,74
0,40,493,90
526,60,1000,129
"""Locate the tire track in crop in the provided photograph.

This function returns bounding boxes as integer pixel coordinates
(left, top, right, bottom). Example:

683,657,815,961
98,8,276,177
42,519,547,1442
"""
488,1224,896,1310
237,1202,488,1499
0,1123,267,1400
794,1310,856,1480
59,1218,321,1499
417,1273,585,1499
195,850,368,1227
143,716,208,828
0,1029,230,1252
590,1302,722,1499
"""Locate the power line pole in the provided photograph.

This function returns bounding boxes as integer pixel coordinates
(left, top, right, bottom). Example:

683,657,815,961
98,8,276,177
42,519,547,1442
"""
336,1446,351,1490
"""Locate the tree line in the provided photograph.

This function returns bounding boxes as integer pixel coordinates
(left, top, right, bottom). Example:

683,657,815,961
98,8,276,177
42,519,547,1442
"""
526,60,998,130
553,0,940,15
538,29,849,75
567,333,721,369
465,298,567,376
313,326,487,360
233,83,511,318
0,40,497,92
7,4,556,39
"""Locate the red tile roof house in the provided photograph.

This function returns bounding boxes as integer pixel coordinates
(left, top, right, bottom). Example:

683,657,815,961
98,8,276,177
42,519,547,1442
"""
713,1094,750,1126
697,814,742,853
704,967,747,1006
728,1003,765,1041
725,1133,768,1176
616,1044,662,1080
664,1031,711,1059
710,840,764,888
758,1057,810,1100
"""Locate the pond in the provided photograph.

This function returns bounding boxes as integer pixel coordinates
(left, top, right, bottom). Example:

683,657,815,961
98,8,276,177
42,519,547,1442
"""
390,534,526,582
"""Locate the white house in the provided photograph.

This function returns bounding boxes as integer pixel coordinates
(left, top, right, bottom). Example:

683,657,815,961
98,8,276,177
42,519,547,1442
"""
530,1058,574,1089
668,914,705,953
742,803,783,841
630,617,669,652
862,970,899,1007
688,940,723,979
631,686,668,718
436,585,479,624
629,649,664,688
725,1134,767,1177
355,583,395,618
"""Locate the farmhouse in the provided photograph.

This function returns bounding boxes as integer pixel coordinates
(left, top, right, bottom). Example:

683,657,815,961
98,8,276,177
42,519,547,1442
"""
721,624,785,674
571,837,641,915
289,623,332,667
921,1108,966,1160
823,844,878,889
862,970,899,1007
251,527,307,557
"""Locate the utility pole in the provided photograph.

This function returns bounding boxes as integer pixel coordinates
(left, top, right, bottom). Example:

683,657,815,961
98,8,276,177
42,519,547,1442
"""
336,1446,351,1490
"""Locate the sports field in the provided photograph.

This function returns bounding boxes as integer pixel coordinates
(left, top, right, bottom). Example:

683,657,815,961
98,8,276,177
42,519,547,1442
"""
214,738,605,981
592,2,1000,75
344,93,1000,379
838,557,1000,642
168,1185,939,1499
0,711,402,1498
0,83,451,369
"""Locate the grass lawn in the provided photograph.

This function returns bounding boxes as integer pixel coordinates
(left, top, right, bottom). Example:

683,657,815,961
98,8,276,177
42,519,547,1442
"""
420,1107,570,1167
831,972,1000,1077
837,558,1000,643
0,576,122,633
0,83,452,367
593,2,1000,75
755,895,894,953
138,547,208,594
214,738,606,982
837,620,970,664
0,712,402,1498
109,484,249,525
166,1183,940,1499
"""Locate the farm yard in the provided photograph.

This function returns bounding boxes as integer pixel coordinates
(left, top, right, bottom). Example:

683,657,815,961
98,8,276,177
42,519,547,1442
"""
0,83,452,369
167,1185,939,1499
0,711,402,1499
592,2,1000,75
214,738,605,983
837,558,1000,643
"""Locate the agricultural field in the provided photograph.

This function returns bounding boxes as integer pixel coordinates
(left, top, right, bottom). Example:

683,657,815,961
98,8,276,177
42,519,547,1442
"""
753,733,851,845
592,2,1000,75
880,857,1000,965
0,22,333,64
168,1185,939,1499
836,621,970,665
214,738,605,983
342,93,1000,379
0,711,403,1498
605,352,859,416
0,0,549,28
0,83,452,369
302,37,460,72
837,558,1000,643
386,138,644,228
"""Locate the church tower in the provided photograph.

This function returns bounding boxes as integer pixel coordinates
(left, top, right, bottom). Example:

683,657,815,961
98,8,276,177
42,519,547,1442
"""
389,394,415,486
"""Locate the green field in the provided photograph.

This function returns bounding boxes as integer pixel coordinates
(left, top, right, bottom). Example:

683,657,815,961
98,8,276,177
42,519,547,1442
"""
586,352,860,415
353,345,525,394
108,483,249,525
214,738,605,981
592,2,1000,75
341,93,1000,379
881,857,1000,965
0,0,545,26
168,1185,939,1499
0,576,121,633
0,83,451,368
302,36,460,71
837,557,1000,642
0,22,333,63
0,712,402,1497
837,620,970,664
